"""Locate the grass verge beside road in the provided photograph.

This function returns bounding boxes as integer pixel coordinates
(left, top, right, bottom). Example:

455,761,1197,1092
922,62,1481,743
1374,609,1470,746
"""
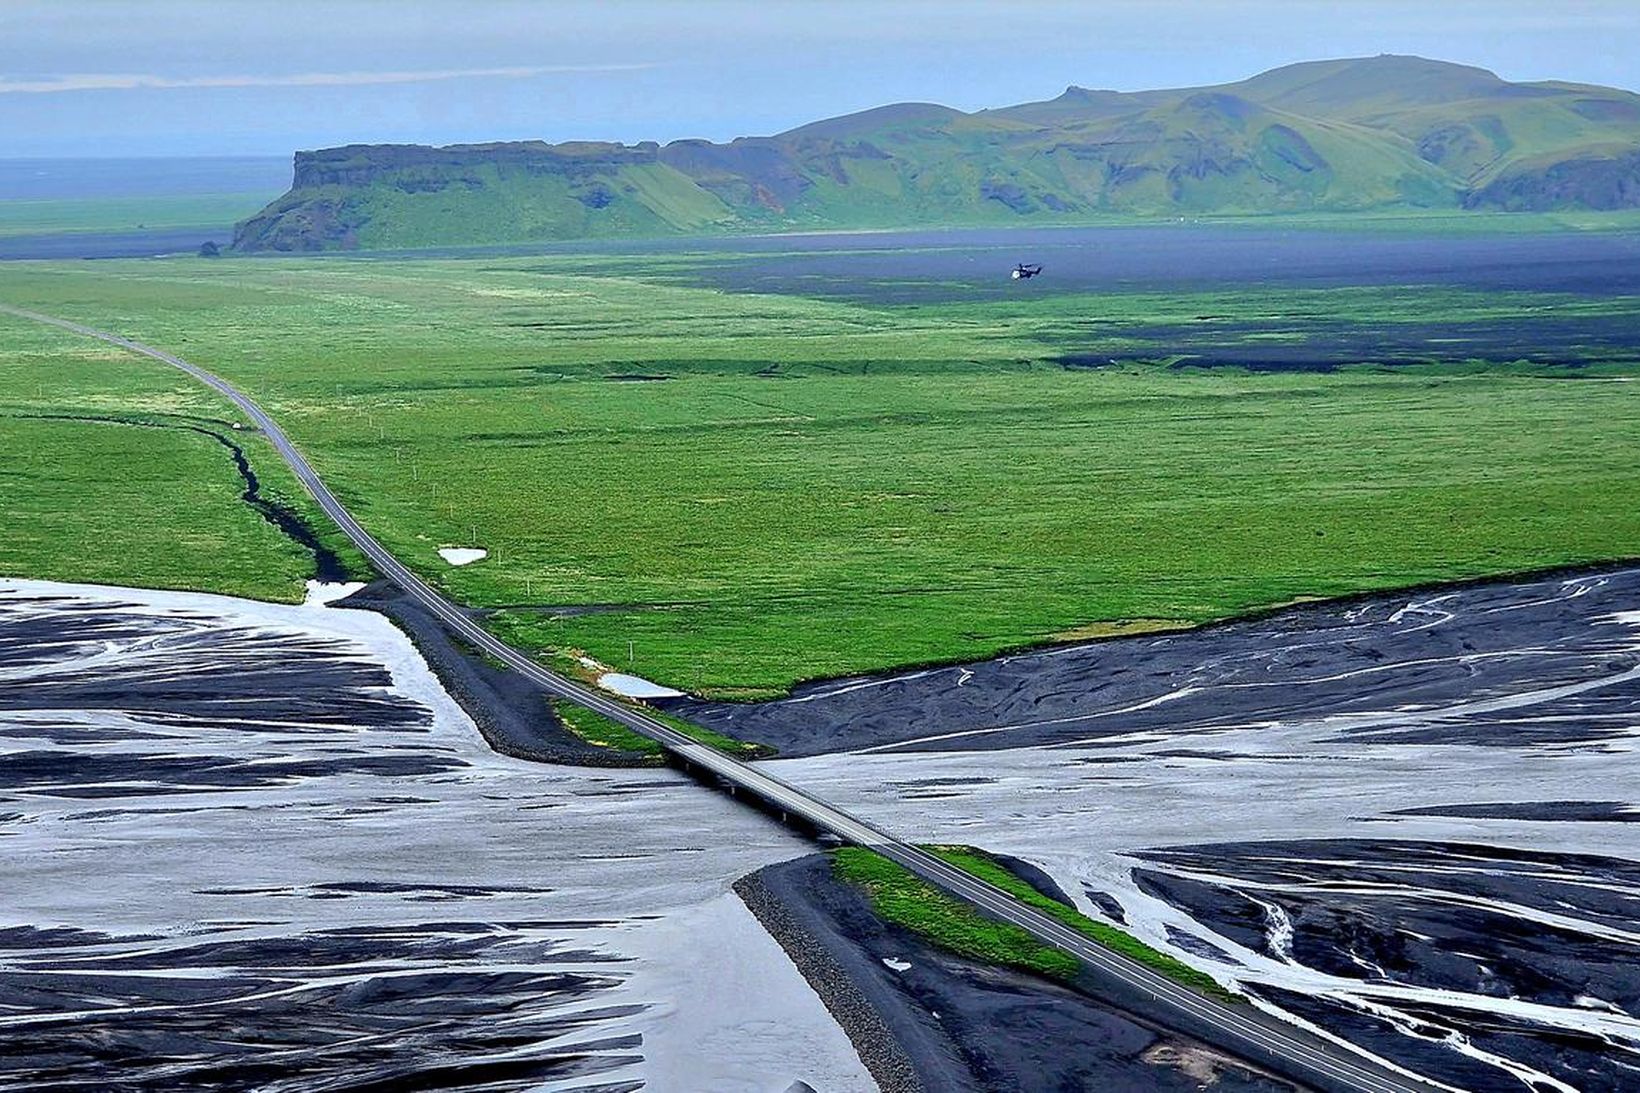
550,698,665,760
834,846,1080,981
926,846,1234,999
649,708,774,758
551,694,766,760
835,845,1236,1000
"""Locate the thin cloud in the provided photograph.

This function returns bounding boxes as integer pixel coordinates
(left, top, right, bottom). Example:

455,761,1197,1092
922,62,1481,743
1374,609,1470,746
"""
0,64,657,95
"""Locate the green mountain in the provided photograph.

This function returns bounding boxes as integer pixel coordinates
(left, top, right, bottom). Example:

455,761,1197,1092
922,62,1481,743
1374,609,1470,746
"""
234,55,1640,251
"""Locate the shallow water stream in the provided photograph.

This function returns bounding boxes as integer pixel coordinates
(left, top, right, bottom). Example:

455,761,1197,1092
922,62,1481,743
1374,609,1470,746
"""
0,579,871,1092
768,570,1640,1091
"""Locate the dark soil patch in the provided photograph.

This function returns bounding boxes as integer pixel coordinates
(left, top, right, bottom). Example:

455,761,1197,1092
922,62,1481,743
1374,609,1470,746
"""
1049,314,1640,372
743,854,1304,1093
671,562,1640,757
338,582,658,768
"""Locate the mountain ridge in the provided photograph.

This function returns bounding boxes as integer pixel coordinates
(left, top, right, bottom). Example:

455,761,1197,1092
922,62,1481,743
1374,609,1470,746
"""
234,55,1640,251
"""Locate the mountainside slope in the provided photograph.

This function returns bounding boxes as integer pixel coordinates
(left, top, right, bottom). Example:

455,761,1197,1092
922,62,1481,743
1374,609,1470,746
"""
234,55,1640,251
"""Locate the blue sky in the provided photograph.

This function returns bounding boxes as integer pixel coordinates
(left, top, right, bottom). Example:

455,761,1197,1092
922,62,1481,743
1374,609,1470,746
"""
4,0,1638,157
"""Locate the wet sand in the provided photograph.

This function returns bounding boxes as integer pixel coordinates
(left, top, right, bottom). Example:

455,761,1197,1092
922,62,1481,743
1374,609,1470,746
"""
0,577,872,1091
13,561,1640,1088
746,566,1640,1089
677,564,1640,756
745,853,1303,1093
338,579,653,767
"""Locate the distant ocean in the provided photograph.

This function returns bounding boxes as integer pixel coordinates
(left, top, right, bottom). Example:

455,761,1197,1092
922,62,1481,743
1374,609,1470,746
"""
0,155,290,200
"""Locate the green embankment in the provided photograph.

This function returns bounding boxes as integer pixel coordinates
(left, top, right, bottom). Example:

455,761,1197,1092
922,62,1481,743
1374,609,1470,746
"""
550,698,664,759
549,680,766,757
834,846,1080,981
550,695,766,759
925,846,1233,998
834,845,1234,998
0,256,1636,697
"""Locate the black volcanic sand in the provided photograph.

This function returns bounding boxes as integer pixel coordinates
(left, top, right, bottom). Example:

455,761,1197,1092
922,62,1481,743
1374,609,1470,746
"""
0,588,644,1089
0,581,656,785
667,564,1640,756
465,223,1640,296
1134,839,1640,1092
0,595,417,728
338,580,656,768
742,853,1305,1093
1390,799,1640,822
1254,985,1621,1093
0,591,451,797
0,585,806,1091
0,922,642,1092
0,225,232,260
1140,839,1640,997
1043,312,1640,370
526,225,1640,370
669,226,1640,307
550,222,1640,299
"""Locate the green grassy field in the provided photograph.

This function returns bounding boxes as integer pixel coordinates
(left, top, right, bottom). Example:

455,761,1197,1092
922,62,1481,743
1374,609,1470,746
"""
548,695,764,758
0,253,1636,697
0,311,362,599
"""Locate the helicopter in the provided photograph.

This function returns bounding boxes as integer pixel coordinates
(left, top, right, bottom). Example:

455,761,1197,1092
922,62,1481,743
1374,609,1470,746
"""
1010,263,1042,280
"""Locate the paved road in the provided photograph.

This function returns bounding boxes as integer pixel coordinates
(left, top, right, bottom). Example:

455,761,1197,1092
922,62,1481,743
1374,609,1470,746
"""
2,302,1441,1093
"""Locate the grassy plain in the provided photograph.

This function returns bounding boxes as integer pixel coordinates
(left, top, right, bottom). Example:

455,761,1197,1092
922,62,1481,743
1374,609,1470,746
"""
548,696,762,758
0,312,359,599
0,252,1636,695
647,709,775,758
